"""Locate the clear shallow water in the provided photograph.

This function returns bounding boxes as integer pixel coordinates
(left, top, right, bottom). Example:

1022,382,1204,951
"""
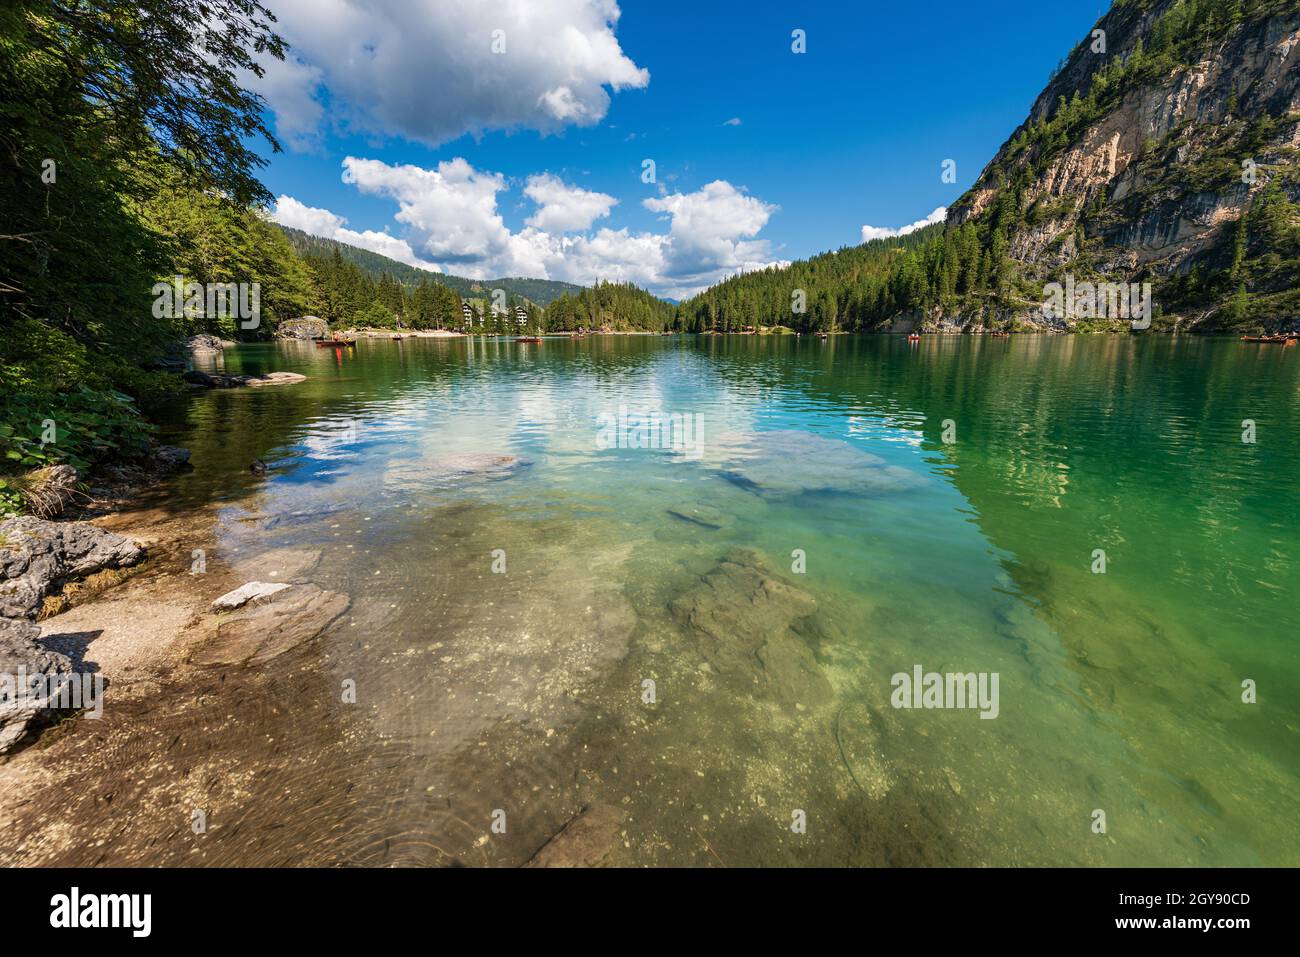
136,334,1298,865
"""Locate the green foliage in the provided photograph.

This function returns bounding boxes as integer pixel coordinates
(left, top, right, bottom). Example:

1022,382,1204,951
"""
679,224,997,333
0,320,156,476
545,282,675,332
0,0,285,489
300,248,464,330
3,0,286,207
142,167,315,338
360,302,397,329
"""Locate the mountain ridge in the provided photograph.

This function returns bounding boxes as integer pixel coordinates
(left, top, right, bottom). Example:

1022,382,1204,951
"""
681,0,1299,334
276,225,585,306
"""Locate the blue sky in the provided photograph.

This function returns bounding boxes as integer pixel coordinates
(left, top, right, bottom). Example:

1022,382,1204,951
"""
256,0,1108,297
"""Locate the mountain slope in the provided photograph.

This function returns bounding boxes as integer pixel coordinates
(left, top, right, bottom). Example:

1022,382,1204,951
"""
276,225,584,306
681,0,1298,333
950,0,1300,329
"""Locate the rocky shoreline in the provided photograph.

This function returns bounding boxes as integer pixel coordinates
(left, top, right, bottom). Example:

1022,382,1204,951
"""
0,435,353,759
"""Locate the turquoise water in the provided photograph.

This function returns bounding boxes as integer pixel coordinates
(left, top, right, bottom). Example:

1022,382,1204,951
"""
149,334,1298,866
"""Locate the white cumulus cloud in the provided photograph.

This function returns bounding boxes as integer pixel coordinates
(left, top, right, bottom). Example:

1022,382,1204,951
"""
247,55,325,151
270,195,438,272
247,0,649,148
272,195,346,236
860,206,947,243
645,180,778,286
275,159,782,299
524,174,618,233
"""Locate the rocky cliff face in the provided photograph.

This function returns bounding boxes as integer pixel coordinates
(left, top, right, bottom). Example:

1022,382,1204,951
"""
948,0,1300,331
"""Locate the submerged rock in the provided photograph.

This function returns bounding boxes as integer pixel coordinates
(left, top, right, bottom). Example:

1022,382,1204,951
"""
526,804,628,867
193,584,349,667
210,581,292,612
386,452,531,491
0,517,145,620
670,548,831,709
183,370,306,389
427,453,529,480
835,702,894,801
715,430,921,496
666,504,728,530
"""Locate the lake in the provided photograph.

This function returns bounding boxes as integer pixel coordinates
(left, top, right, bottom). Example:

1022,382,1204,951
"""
149,333,1298,865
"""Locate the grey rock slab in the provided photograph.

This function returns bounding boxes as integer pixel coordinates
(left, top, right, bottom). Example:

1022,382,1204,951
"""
211,581,292,612
666,504,727,529
526,805,628,867
192,584,349,667
670,548,831,709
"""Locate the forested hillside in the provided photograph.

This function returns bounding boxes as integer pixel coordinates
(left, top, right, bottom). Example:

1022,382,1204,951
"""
682,0,1299,334
279,226,583,306
679,227,941,333
546,282,678,332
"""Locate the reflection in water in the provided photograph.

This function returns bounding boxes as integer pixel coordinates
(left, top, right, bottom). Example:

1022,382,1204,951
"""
7,335,1298,866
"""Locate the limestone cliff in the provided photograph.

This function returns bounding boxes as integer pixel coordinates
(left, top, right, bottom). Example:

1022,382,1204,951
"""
948,0,1300,331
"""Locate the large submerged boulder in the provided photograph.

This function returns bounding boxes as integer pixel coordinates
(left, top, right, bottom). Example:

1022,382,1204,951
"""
526,805,628,868
384,452,531,491
182,370,306,389
670,548,832,709
666,504,728,530
714,430,922,497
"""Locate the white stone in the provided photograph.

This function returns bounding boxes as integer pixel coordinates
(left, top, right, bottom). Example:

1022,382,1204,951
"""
211,581,291,612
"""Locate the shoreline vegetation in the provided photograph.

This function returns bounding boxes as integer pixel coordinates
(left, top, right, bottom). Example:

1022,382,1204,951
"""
4,1,1296,509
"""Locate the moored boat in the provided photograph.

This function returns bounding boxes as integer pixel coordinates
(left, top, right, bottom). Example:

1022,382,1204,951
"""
1240,334,1297,344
